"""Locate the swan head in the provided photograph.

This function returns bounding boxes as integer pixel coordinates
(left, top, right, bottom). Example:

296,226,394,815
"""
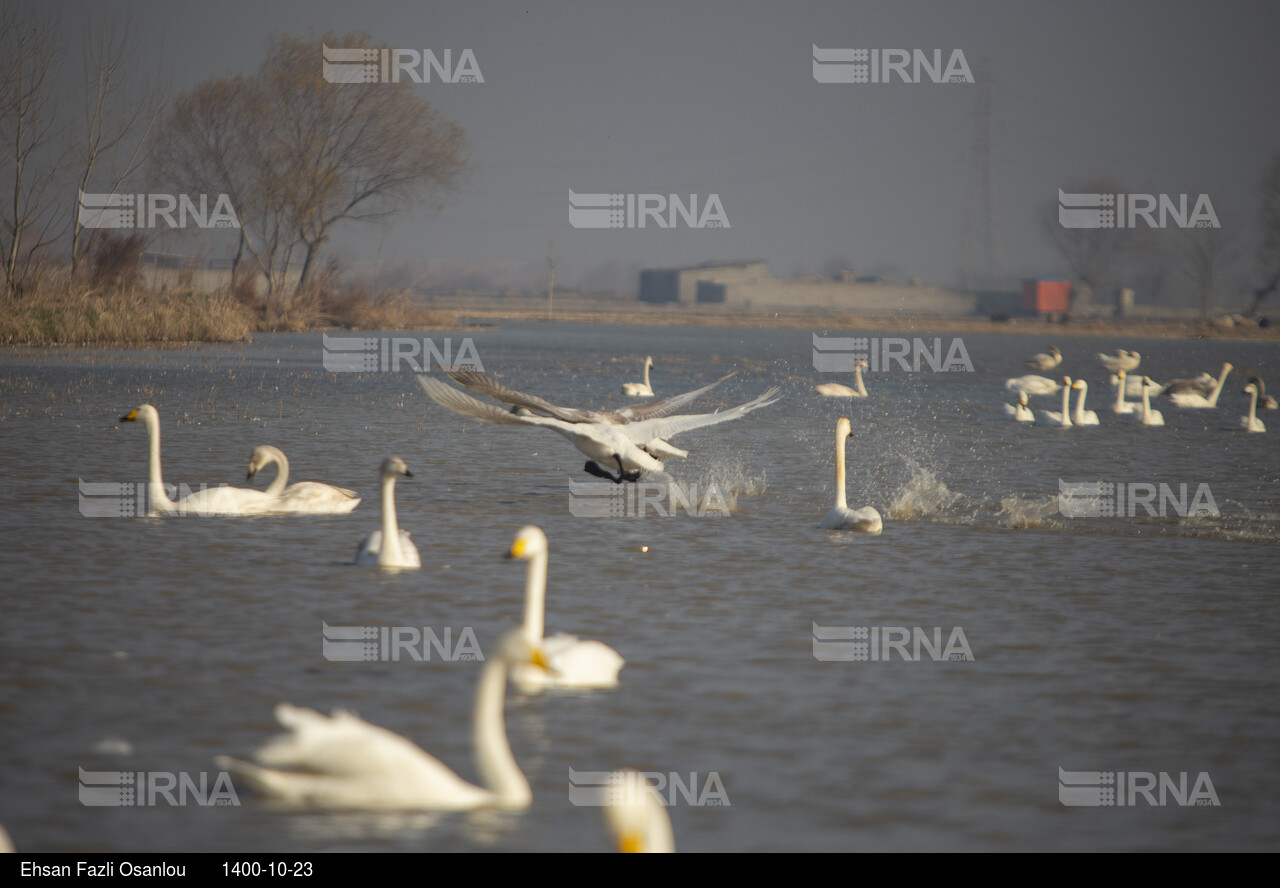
644,356,653,369
120,404,159,426
835,416,852,439
1048,346,1061,357
603,769,675,853
1019,391,1028,405
1244,382,1258,396
1072,379,1087,391
493,627,552,673
506,525,548,561
854,359,868,370
246,445,284,480
380,456,413,479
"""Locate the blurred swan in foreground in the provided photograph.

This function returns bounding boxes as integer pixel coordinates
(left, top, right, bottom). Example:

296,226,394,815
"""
506,525,624,691
1004,390,1034,422
1024,346,1062,371
1005,375,1062,396
214,629,549,810
353,457,420,568
1241,382,1266,433
121,405,275,516
815,359,868,398
1132,377,1165,426
1098,350,1140,373
603,770,675,853
1036,378,1073,427
622,356,655,397
819,417,882,533
1163,363,1232,408
418,372,781,483
1072,380,1100,426
246,446,360,514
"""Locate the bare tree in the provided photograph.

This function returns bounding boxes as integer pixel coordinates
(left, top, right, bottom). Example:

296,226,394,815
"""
0,8,68,295
153,32,468,304
70,14,166,276
1248,150,1280,316
1046,177,1150,309
1175,225,1237,322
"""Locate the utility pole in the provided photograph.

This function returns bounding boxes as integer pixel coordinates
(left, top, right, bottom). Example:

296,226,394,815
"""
961,59,999,291
546,237,555,321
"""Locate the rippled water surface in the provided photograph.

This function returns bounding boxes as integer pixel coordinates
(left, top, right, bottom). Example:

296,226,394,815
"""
1,324,1277,851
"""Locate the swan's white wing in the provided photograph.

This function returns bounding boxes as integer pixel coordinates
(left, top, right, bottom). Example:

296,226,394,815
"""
821,505,882,533
174,486,277,516
354,531,381,564
269,482,361,514
396,532,422,568
513,635,624,691
442,369,607,423
612,372,738,420
623,386,782,443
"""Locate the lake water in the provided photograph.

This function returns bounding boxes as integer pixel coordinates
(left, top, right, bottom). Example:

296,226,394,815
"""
1,323,1277,851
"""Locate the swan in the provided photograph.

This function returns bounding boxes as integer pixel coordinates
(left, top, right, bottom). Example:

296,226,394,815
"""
120,405,277,516
819,417,882,533
815,359,868,398
1024,346,1062,371
353,457,420,568
1071,379,1100,426
214,629,549,810
1098,350,1140,373
245,446,361,514
506,526,624,691
1241,382,1266,432
418,373,782,483
622,357,655,397
603,770,675,853
1115,372,1166,397
1245,377,1278,409
1005,375,1062,396
1036,378,1074,427
1111,371,1138,414
1164,363,1232,408
1003,390,1034,422
1132,377,1165,426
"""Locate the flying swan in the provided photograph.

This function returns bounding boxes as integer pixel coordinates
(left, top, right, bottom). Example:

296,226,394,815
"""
120,405,276,516
819,417,882,533
506,525,624,691
353,457,420,568
214,629,550,810
815,358,868,398
246,446,361,514
417,372,782,483
622,357,655,397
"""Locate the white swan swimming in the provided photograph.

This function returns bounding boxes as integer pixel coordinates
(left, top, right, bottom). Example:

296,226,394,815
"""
622,356,655,397
1111,371,1138,413
418,372,781,483
1003,390,1034,422
815,359,868,398
1024,346,1062,371
506,525,624,691
246,446,361,514
1072,379,1100,426
1005,375,1062,396
214,629,549,810
1244,376,1277,410
1132,377,1165,426
353,457,420,568
1241,382,1267,432
121,405,276,516
1164,363,1232,408
1036,378,1074,427
603,770,676,853
1098,350,1140,373
819,417,882,533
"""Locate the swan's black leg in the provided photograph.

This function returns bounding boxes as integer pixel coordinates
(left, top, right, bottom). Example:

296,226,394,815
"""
584,460,623,483
614,455,642,484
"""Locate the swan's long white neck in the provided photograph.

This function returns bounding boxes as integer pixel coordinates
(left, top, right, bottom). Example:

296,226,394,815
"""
1073,382,1089,423
1141,383,1153,420
1207,364,1232,407
1058,384,1072,426
833,428,848,511
521,549,548,645
472,653,530,807
1114,377,1128,411
263,449,289,498
642,358,651,388
854,366,867,396
378,473,404,564
1247,386,1258,424
142,412,176,513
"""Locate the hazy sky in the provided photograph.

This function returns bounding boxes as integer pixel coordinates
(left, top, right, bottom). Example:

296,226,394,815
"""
49,0,1280,295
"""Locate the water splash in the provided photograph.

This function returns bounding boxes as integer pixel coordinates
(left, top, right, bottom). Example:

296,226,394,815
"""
887,464,962,520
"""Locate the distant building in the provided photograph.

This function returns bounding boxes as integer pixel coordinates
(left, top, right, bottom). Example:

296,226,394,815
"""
638,261,974,315
1022,278,1072,315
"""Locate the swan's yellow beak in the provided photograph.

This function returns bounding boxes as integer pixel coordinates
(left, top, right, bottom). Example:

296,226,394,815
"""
617,832,643,853
121,409,138,422
507,538,527,560
531,647,550,671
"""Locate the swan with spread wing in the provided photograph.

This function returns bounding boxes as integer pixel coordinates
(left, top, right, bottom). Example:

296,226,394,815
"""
417,370,781,483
